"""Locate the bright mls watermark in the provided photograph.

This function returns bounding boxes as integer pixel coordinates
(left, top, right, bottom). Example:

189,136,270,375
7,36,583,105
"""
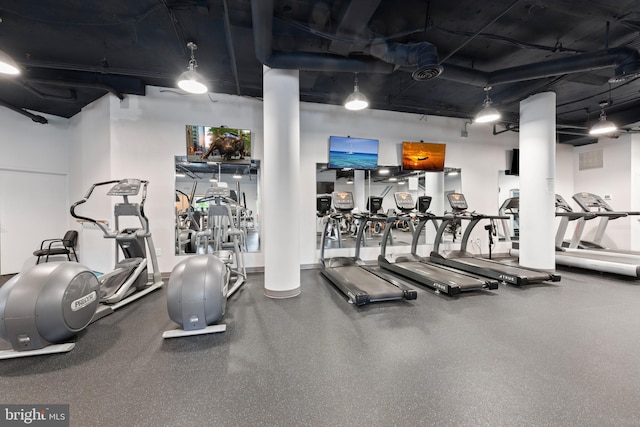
0,405,69,426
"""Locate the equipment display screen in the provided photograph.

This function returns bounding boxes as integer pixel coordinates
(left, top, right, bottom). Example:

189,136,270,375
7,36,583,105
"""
447,192,468,211
332,191,355,211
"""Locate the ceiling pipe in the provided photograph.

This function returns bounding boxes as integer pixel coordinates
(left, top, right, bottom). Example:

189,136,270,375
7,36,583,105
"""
440,47,640,88
0,99,48,124
251,0,394,73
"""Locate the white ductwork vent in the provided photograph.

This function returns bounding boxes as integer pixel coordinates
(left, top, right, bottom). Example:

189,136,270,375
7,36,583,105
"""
579,150,604,170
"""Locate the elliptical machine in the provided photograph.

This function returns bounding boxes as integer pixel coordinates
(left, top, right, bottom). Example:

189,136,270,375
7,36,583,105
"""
163,183,246,338
0,262,100,359
71,179,164,320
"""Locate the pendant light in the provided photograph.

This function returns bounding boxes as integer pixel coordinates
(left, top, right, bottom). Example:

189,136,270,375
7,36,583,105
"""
475,86,501,123
589,101,617,136
0,49,20,75
177,42,208,94
344,73,369,111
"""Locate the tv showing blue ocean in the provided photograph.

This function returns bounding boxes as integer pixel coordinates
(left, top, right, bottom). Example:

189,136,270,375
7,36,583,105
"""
328,151,378,169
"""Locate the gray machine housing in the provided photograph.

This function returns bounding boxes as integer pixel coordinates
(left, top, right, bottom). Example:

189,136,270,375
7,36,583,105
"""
0,262,100,358
166,255,228,331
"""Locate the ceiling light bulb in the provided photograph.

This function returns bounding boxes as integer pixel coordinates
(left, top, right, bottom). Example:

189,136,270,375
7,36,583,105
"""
178,70,208,94
344,75,369,111
589,111,617,135
346,178,354,184
177,42,208,94
0,49,20,75
475,87,501,123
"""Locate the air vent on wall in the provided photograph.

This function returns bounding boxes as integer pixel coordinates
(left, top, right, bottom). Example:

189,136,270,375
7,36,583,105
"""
579,150,603,170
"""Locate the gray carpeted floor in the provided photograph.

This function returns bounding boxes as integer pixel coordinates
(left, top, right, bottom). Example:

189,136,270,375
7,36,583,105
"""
1,267,639,426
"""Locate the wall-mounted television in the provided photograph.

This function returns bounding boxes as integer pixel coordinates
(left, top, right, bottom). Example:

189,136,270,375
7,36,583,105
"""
186,125,252,164
401,141,446,172
328,136,379,170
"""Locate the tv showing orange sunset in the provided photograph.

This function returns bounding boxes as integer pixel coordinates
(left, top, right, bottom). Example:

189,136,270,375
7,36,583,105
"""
401,142,446,172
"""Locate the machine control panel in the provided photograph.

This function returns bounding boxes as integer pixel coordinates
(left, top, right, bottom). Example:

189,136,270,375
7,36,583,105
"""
417,196,432,213
394,192,415,212
107,179,141,196
205,185,231,198
573,192,612,212
447,193,468,212
332,191,354,211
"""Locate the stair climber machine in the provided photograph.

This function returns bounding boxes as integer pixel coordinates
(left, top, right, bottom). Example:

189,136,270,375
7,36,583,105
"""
378,192,499,295
319,191,417,306
71,179,164,321
430,193,560,286
549,194,640,277
0,262,101,359
163,183,246,338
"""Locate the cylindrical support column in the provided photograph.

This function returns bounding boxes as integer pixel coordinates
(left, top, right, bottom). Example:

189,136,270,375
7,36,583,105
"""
519,92,556,269
263,66,301,298
353,170,366,211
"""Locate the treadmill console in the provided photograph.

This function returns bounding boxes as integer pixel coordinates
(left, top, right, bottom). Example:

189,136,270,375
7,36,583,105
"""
447,193,468,212
205,185,231,198
417,196,432,213
367,196,383,213
107,179,142,196
394,192,415,213
332,191,354,212
317,195,332,216
573,192,612,212
555,194,573,212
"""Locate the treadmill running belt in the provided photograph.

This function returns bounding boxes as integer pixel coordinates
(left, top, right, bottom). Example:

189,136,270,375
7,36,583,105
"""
322,266,406,301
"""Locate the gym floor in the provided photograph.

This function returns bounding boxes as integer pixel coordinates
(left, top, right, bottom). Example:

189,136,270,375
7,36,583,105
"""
1,266,639,426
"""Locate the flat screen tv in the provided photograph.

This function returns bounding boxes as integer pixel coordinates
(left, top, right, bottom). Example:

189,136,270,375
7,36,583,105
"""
401,141,446,172
328,136,379,170
186,125,252,164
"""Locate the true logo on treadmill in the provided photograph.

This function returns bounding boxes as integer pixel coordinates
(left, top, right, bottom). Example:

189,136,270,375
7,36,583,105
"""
432,282,448,292
499,274,516,283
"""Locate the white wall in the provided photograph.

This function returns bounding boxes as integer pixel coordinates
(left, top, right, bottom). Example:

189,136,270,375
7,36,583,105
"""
0,110,72,273
10,87,640,272
572,134,633,249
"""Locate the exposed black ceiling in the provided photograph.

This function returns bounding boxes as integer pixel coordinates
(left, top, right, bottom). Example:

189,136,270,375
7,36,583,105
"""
1,0,640,145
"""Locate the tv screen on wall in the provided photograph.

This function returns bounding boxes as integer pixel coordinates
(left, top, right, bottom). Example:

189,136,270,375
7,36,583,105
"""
185,125,252,164
401,141,446,172
328,136,379,170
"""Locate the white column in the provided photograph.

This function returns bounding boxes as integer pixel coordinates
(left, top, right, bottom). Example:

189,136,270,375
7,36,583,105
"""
519,92,556,269
353,170,366,211
263,66,301,298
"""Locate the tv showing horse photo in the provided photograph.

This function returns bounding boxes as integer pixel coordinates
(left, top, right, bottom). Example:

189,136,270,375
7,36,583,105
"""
401,141,446,172
328,136,379,170
186,125,252,163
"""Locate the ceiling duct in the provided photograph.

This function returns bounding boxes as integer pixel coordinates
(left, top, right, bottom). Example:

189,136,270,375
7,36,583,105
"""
369,40,443,81
440,47,640,88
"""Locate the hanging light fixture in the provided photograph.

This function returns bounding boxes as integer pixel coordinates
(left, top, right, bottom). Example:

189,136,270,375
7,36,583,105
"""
233,169,242,180
344,73,369,111
0,49,20,75
475,86,501,123
589,101,618,136
177,42,208,94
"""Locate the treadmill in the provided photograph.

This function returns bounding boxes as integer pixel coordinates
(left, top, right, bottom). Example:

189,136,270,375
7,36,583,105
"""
571,192,640,255
552,194,640,277
378,192,499,295
430,193,561,286
319,191,417,306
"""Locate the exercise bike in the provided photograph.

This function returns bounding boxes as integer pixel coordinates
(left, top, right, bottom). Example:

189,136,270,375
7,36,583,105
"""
163,183,246,338
71,178,164,321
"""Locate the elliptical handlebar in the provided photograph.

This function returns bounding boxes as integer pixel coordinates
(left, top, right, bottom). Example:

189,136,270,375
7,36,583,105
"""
70,180,121,235
70,179,150,236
